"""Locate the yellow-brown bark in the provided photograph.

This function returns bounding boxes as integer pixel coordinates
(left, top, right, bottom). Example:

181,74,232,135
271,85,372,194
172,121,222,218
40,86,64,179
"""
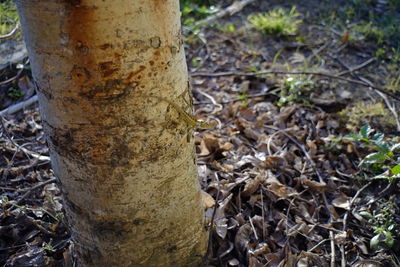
15,0,207,266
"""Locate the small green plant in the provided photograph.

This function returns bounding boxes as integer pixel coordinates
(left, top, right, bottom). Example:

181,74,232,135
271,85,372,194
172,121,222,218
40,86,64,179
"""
219,23,236,33
333,0,400,49
277,75,312,106
190,57,202,68
7,87,24,100
375,48,386,58
180,0,217,28
390,47,400,62
42,241,56,252
237,92,249,108
248,6,302,37
345,125,400,182
351,21,385,44
360,201,400,251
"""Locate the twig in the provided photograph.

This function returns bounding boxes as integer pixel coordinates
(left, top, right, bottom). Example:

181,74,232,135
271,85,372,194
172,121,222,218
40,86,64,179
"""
202,172,221,267
0,20,19,41
307,238,329,253
267,128,292,156
340,182,372,267
334,55,400,131
16,177,57,205
23,214,55,236
249,216,259,240
193,0,255,28
0,95,38,116
0,68,24,85
260,190,265,241
211,242,234,262
307,42,330,62
337,58,375,76
376,90,400,131
196,88,223,113
193,89,282,106
4,140,50,162
330,231,336,267
191,69,400,101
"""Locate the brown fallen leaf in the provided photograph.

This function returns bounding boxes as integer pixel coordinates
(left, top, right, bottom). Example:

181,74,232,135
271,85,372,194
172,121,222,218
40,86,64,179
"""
201,190,216,209
266,173,298,199
300,176,327,193
332,193,351,210
241,174,265,197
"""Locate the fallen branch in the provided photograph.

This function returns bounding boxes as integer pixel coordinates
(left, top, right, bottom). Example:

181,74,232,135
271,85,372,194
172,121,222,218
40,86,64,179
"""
191,69,400,101
0,95,38,116
194,0,255,28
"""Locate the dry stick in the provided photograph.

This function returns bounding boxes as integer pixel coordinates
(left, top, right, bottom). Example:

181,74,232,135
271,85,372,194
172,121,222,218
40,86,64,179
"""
0,68,24,86
194,88,281,106
330,231,336,267
260,190,266,241
191,69,400,102
16,177,57,205
201,172,221,267
249,216,259,240
23,214,55,236
307,42,331,62
0,20,19,41
307,238,330,253
193,0,256,28
0,95,38,116
337,58,375,76
340,182,372,267
196,88,223,113
12,142,50,162
377,90,400,131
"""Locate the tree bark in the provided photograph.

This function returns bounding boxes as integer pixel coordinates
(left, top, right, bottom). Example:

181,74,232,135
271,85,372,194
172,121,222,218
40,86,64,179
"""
15,0,207,266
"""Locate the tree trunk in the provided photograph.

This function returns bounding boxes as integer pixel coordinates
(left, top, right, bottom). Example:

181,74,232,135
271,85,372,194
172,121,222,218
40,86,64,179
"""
15,0,207,266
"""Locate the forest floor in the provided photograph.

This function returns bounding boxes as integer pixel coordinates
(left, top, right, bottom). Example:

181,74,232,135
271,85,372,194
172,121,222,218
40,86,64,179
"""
1,0,400,266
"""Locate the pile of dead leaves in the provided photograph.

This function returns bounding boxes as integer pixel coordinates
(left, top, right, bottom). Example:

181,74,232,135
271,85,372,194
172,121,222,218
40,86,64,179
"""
0,106,69,266
195,88,399,266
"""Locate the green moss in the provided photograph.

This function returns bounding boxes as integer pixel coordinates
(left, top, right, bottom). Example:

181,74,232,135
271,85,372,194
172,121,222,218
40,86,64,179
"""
351,21,385,44
248,6,302,37
7,87,24,100
339,102,396,131
0,0,19,36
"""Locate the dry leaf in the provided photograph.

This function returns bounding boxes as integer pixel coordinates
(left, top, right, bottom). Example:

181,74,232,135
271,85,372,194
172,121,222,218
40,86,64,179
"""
201,190,215,209
242,175,265,197
332,193,351,210
300,176,327,193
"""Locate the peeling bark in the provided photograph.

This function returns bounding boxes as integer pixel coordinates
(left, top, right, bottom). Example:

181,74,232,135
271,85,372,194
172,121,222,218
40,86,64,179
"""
15,0,207,266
